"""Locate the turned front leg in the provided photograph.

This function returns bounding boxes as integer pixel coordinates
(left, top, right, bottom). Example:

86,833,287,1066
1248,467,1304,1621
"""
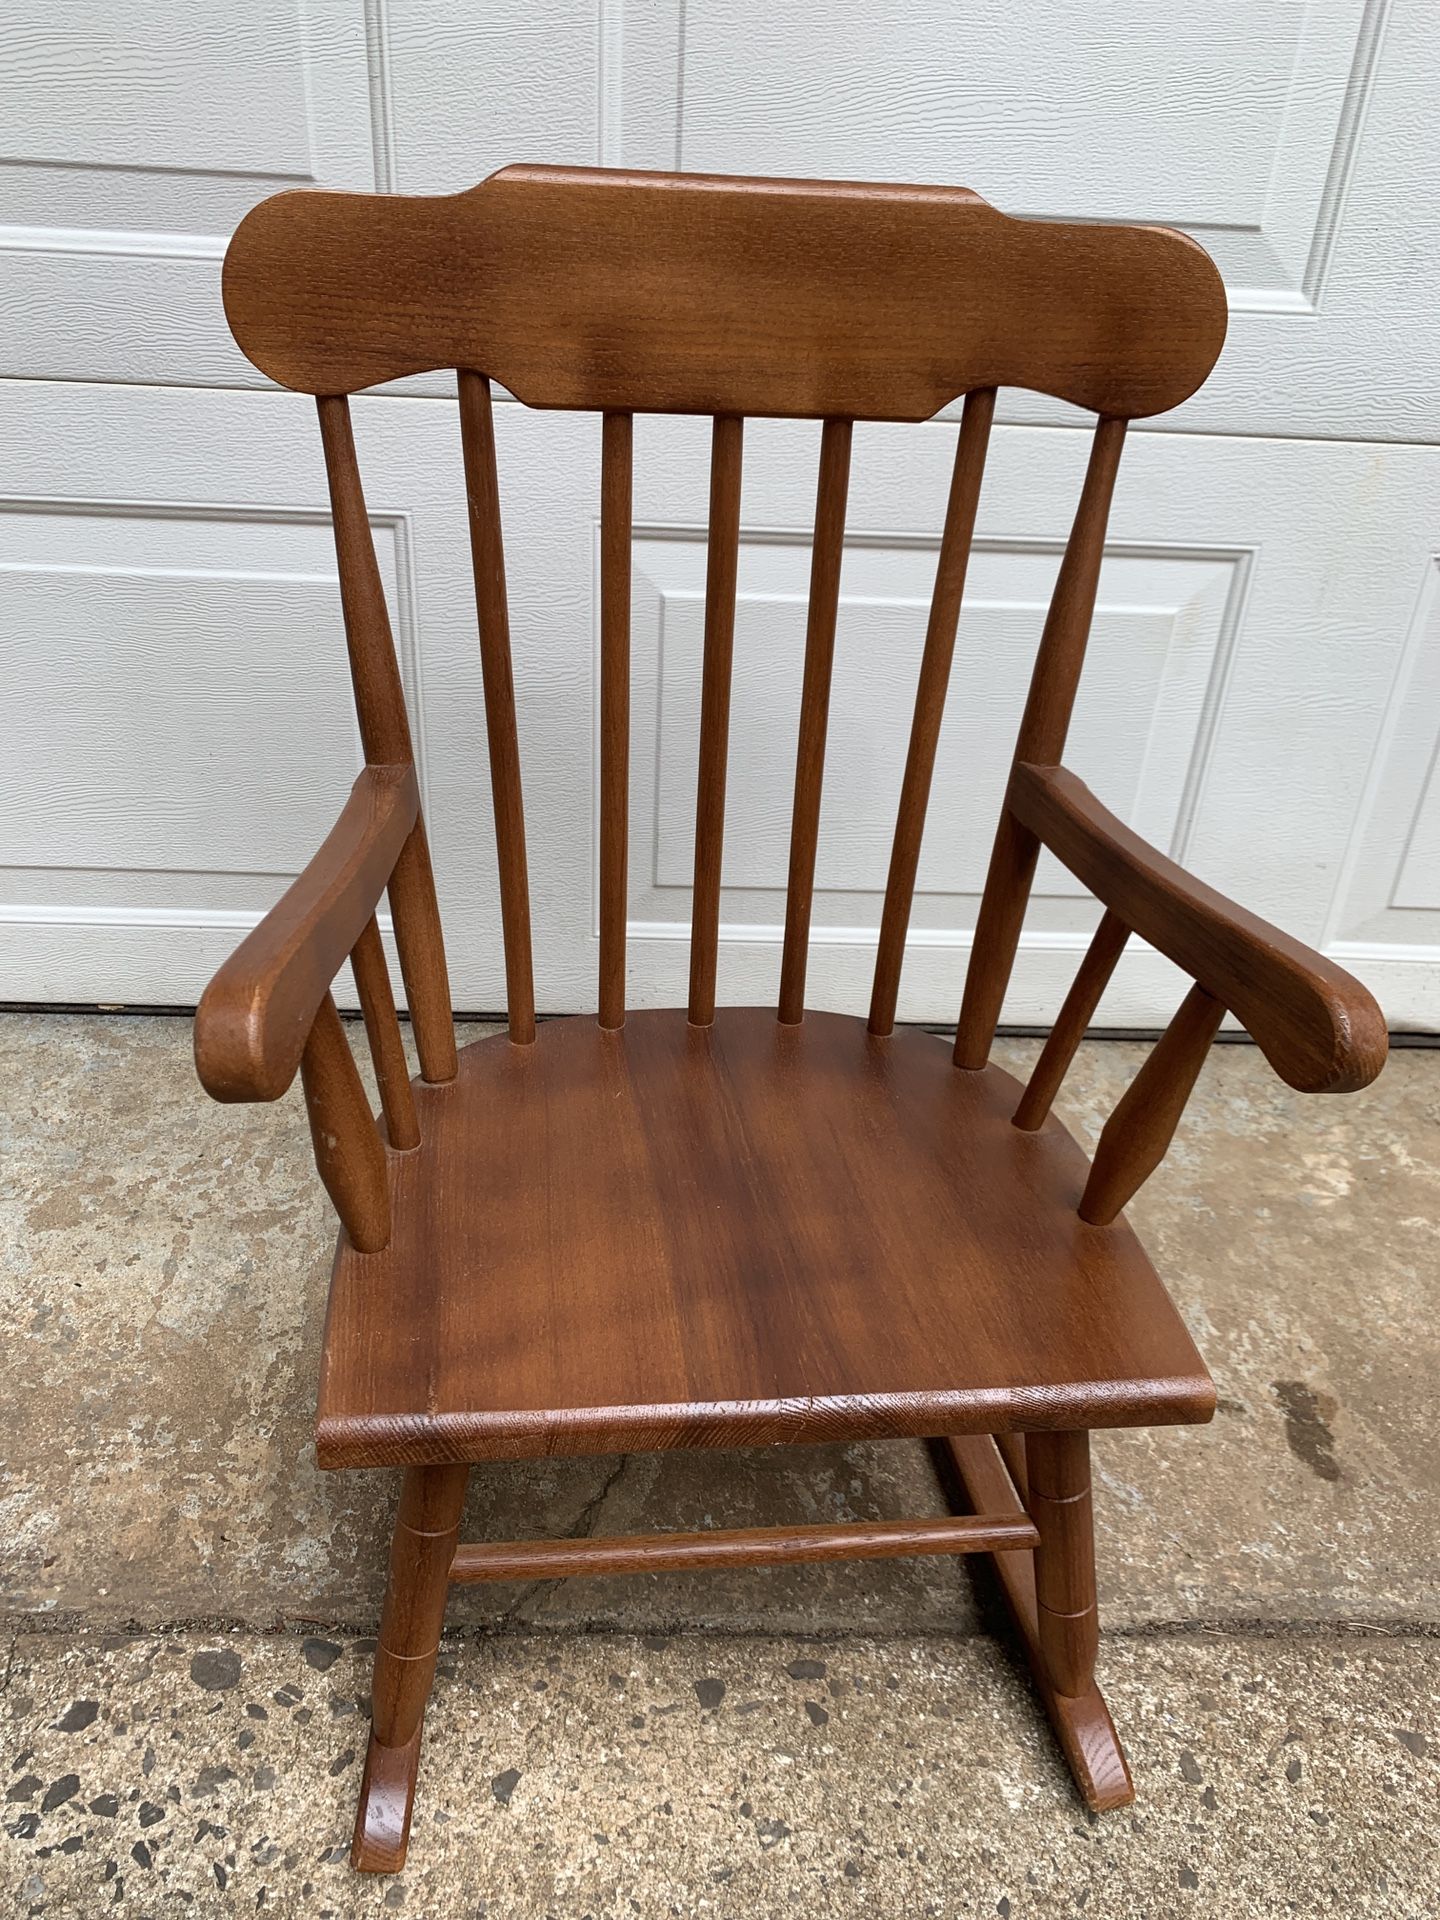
1025,1430,1098,1699
354,1462,469,1871
371,1463,469,1746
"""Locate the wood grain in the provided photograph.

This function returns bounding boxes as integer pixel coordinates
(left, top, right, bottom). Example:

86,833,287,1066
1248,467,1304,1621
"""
195,764,418,1104
1010,762,1389,1095
870,387,995,1034
1012,909,1129,1131
688,415,744,1026
225,167,1226,418
448,1513,1037,1582
943,1433,1134,1811
598,409,634,1030
1027,1429,1098,1699
457,369,536,1044
1080,982,1225,1226
316,396,415,766
385,821,458,1086
315,392,456,1084
201,162,1383,1856
317,1009,1214,1467
300,993,389,1254
350,914,420,1152
354,1462,469,1872
779,417,852,1023
955,417,1126,1069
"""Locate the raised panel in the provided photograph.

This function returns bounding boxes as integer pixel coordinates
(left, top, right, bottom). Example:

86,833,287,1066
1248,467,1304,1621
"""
0,499,422,914
1389,564,1440,912
2,3,316,176
1326,557,1440,971
0,0,380,393
605,0,1378,311
1394,769,1440,907
0,0,377,241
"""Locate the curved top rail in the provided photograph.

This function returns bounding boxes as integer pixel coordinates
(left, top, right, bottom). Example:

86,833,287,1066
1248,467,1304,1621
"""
223,164,1227,419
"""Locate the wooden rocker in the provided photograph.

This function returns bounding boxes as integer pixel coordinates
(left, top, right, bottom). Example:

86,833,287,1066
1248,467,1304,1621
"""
196,167,1387,1871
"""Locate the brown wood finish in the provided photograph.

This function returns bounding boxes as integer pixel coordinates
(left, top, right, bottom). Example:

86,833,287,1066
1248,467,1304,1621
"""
224,167,1226,419
1080,983,1226,1226
316,397,457,1086
354,1463,469,1871
449,1512,1036,1583
316,397,416,767
778,417,853,1023
317,1010,1214,1468
1026,1429,1099,1699
300,994,389,1254
943,1434,1134,1811
688,414,744,1026
955,417,1127,1070
1010,762,1388,1094
195,764,418,1103
199,164,1390,1866
457,369,536,1044
386,821,458,1086
598,409,634,1029
350,915,420,1152
869,387,995,1036
1012,909,1130,1131
995,1429,1029,1503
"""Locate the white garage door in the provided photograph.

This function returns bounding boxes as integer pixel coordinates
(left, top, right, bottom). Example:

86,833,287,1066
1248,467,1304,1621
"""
2,2,1437,1028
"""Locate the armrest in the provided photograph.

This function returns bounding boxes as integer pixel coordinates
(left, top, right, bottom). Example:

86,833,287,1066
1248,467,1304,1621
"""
1009,761,1387,1094
194,763,420,1103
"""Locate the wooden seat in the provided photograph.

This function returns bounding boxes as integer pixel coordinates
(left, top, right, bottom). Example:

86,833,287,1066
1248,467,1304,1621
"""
195,164,1388,1871
319,1009,1212,1469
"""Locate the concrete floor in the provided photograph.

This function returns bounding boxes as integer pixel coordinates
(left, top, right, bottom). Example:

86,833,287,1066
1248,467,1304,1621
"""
2,1012,1437,1914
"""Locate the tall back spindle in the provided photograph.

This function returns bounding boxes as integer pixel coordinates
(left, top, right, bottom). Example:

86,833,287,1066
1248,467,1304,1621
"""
687,415,746,1026
315,395,457,1088
777,416,853,1024
868,386,995,1037
457,370,537,1044
954,416,1127,1069
226,166,1225,1059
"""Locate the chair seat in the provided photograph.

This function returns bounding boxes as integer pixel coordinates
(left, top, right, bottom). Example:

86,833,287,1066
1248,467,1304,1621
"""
316,1008,1214,1467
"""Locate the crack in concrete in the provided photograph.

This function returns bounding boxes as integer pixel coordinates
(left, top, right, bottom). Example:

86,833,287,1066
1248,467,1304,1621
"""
491,1454,636,1629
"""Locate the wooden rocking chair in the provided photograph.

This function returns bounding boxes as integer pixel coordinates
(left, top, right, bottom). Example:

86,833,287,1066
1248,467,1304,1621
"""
196,167,1387,1871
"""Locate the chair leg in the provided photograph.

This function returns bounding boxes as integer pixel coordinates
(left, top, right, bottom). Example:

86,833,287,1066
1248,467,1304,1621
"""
353,1463,470,1873
1026,1429,1099,1699
939,1432,1133,1811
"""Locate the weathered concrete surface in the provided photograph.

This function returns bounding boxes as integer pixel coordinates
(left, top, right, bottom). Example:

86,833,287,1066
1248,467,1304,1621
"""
1,1012,1437,1635
3,1628,1436,1917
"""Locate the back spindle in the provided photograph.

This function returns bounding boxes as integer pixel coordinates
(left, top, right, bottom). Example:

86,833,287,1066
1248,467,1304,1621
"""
300,992,390,1253
457,368,537,1044
869,387,996,1035
955,415,1127,1069
598,410,634,1029
1012,909,1129,1131
351,915,420,1150
316,395,457,1085
688,414,745,1026
778,417,853,1024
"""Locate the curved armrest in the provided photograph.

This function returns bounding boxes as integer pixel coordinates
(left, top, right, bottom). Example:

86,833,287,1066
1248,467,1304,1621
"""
1009,762,1387,1094
195,763,419,1103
